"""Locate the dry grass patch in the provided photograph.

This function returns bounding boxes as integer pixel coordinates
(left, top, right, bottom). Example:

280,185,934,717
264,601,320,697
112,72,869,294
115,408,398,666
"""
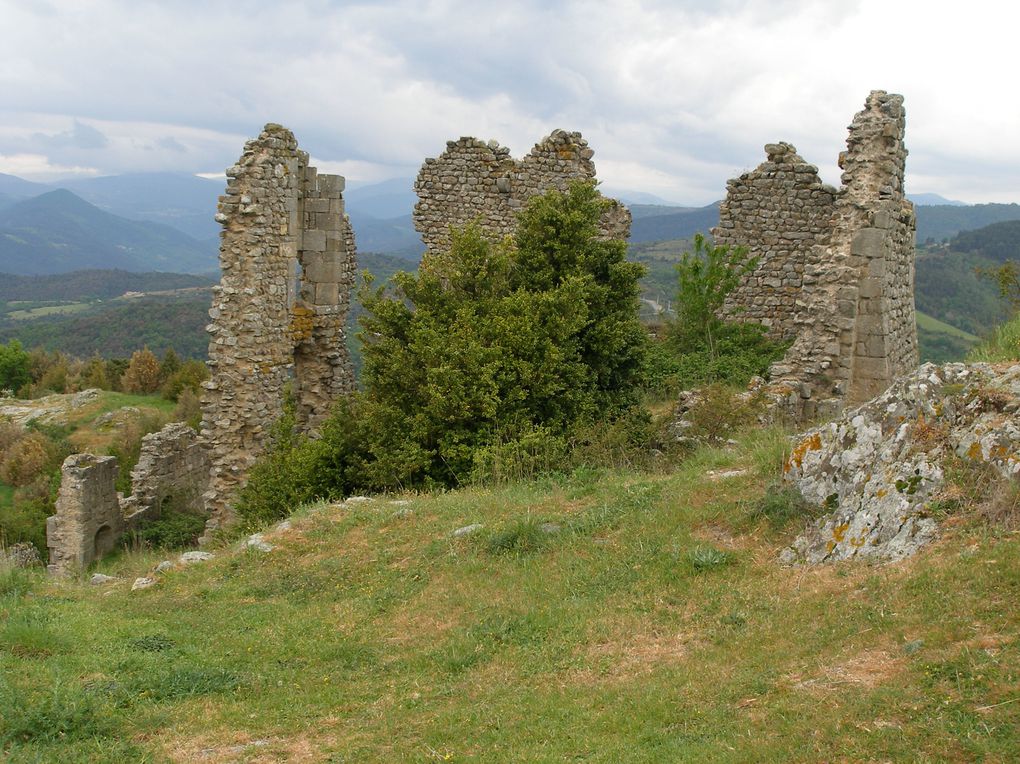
787,645,907,693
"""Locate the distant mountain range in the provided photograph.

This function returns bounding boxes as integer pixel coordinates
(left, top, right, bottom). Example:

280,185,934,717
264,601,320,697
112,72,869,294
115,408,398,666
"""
0,190,216,275
0,170,1017,276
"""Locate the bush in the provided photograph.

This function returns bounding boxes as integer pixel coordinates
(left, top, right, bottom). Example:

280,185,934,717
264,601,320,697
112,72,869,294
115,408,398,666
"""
238,182,649,523
665,234,788,388
0,340,31,395
0,432,56,487
172,388,202,430
133,510,206,550
681,383,765,445
120,347,161,394
161,359,209,402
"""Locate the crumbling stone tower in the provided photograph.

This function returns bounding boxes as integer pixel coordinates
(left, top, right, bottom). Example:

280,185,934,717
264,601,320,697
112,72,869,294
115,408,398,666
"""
201,124,356,535
715,91,919,418
413,129,631,254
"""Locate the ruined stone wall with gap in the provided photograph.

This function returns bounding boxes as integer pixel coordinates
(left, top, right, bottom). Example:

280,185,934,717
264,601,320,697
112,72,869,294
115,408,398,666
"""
201,124,356,536
119,422,210,525
717,91,919,419
413,129,631,256
47,422,211,575
715,143,837,339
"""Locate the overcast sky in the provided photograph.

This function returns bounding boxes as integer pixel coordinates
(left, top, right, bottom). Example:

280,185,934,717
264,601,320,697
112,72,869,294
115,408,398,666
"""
1,0,1017,204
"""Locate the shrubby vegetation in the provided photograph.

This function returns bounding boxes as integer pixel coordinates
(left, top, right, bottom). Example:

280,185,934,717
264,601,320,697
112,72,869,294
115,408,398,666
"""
642,234,788,395
0,344,209,555
238,186,790,527
238,183,654,524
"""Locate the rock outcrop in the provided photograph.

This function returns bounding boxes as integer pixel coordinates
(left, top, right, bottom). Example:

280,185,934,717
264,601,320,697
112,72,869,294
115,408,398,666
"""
782,362,1020,564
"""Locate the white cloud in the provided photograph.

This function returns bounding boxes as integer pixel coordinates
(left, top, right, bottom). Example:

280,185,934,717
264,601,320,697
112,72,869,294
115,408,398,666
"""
0,0,1017,202
0,153,99,180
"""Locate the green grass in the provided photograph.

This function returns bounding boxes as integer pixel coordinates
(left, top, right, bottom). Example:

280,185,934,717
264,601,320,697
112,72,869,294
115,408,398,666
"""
916,310,980,342
2,427,1019,761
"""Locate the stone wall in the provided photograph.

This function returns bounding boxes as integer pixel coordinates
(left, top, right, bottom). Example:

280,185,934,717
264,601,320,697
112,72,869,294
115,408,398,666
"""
413,129,630,256
716,142,837,338
715,91,919,418
46,423,210,576
201,124,357,535
119,422,209,525
46,454,121,576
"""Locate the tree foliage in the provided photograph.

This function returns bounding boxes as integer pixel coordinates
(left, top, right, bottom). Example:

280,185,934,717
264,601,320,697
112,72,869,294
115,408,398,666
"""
663,233,787,389
237,182,648,522
0,340,31,395
120,347,161,394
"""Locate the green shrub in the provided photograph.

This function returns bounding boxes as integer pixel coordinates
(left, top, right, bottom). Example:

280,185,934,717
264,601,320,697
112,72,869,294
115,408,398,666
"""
238,182,649,522
161,359,209,401
469,427,568,485
0,340,31,396
132,510,206,550
681,383,764,445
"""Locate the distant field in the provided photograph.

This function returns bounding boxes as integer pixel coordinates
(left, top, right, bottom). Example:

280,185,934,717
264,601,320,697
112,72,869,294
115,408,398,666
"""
5,302,92,320
916,311,980,341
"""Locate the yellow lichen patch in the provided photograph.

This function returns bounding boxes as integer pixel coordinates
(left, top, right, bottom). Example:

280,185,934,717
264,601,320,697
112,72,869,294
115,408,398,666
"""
785,432,823,472
289,304,315,343
556,149,576,160
832,523,850,543
967,441,984,461
876,488,887,498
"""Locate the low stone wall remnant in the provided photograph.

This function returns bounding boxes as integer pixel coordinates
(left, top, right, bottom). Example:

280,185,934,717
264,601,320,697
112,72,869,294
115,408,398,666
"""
46,422,209,576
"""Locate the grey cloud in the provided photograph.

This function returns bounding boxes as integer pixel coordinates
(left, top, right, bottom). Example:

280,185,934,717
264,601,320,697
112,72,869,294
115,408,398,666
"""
156,136,187,152
33,120,109,150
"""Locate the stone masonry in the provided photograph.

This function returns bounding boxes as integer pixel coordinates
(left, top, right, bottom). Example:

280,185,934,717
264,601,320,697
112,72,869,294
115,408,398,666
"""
715,91,919,418
47,423,210,576
46,454,122,576
201,124,357,536
716,142,838,339
414,129,631,255
119,423,210,524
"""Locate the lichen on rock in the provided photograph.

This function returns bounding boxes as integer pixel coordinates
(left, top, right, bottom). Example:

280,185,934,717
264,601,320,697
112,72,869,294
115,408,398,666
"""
782,362,1020,564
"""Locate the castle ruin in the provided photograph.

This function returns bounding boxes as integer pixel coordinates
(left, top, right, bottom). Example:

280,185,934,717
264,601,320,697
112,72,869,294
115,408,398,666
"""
414,129,631,254
715,91,919,417
46,423,209,576
200,124,357,536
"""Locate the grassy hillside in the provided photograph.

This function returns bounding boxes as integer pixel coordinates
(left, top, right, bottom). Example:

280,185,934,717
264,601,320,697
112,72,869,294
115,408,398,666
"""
2,427,1018,761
